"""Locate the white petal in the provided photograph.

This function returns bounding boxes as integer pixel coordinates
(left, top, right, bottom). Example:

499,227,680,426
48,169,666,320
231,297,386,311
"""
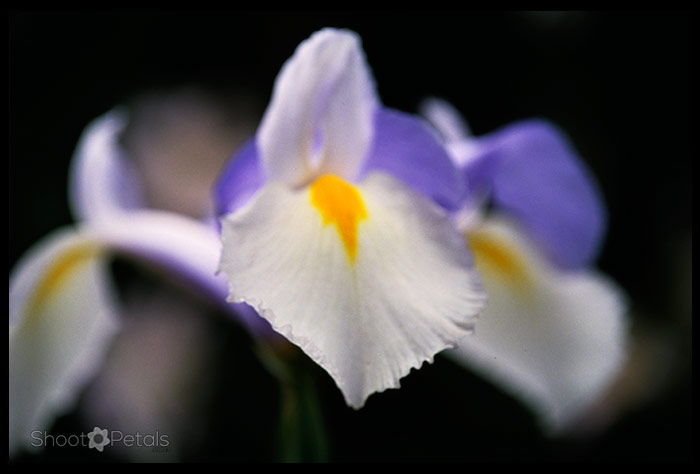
419,97,472,142
418,98,488,170
9,229,120,454
90,211,227,298
68,109,146,222
446,216,629,433
257,28,378,186
85,210,272,336
220,173,485,408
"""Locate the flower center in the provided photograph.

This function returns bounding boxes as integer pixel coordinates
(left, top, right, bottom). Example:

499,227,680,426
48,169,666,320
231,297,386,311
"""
310,174,367,262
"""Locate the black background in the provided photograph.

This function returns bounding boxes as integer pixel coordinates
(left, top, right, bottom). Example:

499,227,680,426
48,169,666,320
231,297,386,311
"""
9,11,692,462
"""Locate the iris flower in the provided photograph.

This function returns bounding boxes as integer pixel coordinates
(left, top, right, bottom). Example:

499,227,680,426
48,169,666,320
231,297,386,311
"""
421,98,629,433
9,101,272,455
9,27,629,457
215,28,486,409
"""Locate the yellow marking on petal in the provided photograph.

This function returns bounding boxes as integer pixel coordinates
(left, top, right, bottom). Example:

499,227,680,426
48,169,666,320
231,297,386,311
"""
310,174,367,262
26,244,101,320
466,230,532,291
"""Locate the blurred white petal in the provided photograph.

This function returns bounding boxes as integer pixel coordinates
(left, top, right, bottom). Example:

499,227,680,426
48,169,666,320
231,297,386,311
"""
447,216,628,433
87,209,272,337
91,210,227,300
9,229,120,454
68,109,146,222
9,210,259,454
69,91,260,224
419,97,472,141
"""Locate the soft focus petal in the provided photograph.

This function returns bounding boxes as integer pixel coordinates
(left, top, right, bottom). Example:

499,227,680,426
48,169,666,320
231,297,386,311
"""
214,138,265,218
447,216,628,433
68,109,146,222
9,229,120,454
420,100,607,269
9,211,279,454
486,120,607,269
257,28,377,185
419,97,472,142
89,210,274,338
360,108,466,210
219,173,485,408
461,120,607,269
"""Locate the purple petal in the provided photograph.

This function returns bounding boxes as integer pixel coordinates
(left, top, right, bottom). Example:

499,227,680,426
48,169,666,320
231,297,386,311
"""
469,119,607,270
359,107,466,210
214,138,265,218
444,139,503,204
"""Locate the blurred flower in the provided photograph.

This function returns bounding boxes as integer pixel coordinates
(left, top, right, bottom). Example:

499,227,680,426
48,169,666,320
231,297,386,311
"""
8,90,270,456
215,28,486,408
421,98,630,434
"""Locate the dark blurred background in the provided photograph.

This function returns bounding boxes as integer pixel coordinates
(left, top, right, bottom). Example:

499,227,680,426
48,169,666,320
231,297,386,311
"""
9,11,691,462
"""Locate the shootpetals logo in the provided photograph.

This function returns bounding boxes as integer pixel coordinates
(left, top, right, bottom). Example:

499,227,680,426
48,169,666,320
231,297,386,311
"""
30,427,169,452
87,427,110,452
